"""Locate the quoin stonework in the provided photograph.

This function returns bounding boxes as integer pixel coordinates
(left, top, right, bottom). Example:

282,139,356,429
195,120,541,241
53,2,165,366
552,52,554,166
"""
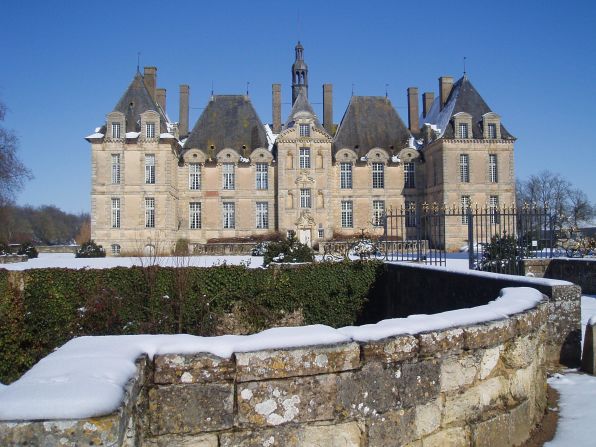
87,43,515,255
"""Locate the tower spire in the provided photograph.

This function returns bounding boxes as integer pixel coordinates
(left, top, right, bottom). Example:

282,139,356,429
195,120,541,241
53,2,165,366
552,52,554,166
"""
291,41,308,105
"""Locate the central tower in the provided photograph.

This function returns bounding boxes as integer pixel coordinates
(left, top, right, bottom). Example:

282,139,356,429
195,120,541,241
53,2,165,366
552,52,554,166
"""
291,41,308,104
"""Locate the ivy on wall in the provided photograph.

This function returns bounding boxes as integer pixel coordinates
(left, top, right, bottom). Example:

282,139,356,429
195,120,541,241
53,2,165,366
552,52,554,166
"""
0,262,382,384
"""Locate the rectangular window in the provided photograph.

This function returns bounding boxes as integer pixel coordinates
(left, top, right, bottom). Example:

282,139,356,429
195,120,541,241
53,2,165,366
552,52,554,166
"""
372,162,384,189
373,200,385,227
111,198,120,228
146,122,156,139
256,202,269,229
111,122,121,139
300,188,311,208
145,154,155,184
318,228,324,238
340,162,352,189
299,124,310,137
459,122,469,139
489,196,500,224
461,195,471,224
145,197,155,228
405,200,416,227
111,154,121,184
111,244,121,256
460,154,470,183
189,163,201,190
299,147,311,169
223,202,235,229
404,162,415,188
341,200,353,228
256,163,268,190
489,154,498,183
223,163,235,190
189,202,201,229
487,123,497,139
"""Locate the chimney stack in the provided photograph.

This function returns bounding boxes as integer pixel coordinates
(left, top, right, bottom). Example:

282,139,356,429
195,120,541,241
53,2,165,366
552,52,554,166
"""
179,84,189,138
407,87,419,134
272,84,281,134
422,92,434,118
439,76,453,110
323,84,333,134
156,88,166,113
143,66,157,101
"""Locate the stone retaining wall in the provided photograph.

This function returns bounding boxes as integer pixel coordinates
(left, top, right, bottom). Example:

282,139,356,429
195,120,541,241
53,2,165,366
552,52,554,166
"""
191,243,255,255
35,245,80,254
524,258,596,294
0,255,27,264
0,297,549,446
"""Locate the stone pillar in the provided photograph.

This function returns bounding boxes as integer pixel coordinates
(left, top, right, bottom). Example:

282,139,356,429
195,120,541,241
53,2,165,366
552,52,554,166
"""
407,87,419,134
144,66,157,101
439,76,453,111
582,318,596,374
179,84,189,138
272,84,281,134
323,84,333,134
422,92,434,118
156,88,166,113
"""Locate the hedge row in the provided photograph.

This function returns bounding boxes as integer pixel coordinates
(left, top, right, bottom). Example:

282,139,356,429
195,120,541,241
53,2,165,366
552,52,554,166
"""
0,261,383,384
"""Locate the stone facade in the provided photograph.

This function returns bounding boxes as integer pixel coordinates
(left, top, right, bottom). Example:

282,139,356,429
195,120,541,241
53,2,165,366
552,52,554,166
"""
0,300,549,446
87,43,516,254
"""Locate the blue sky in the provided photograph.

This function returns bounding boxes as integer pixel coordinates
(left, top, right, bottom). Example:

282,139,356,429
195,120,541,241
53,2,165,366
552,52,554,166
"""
1,0,594,214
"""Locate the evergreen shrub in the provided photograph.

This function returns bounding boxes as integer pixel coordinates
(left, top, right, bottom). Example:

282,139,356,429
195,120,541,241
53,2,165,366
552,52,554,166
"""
17,242,38,259
263,233,315,265
75,240,106,258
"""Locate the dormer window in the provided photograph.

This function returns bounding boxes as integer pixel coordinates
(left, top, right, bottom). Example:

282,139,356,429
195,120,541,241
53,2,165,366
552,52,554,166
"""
146,122,156,139
299,124,310,137
111,122,121,139
487,123,497,139
482,112,501,139
458,123,469,139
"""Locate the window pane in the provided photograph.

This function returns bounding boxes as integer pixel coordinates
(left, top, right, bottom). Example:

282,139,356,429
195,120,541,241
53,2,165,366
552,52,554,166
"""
341,200,353,228
461,196,471,224
145,154,155,184
223,163,235,190
223,202,235,229
111,198,120,228
488,123,497,139
256,163,268,190
460,154,469,183
372,163,384,189
489,196,500,224
299,124,310,137
373,200,385,227
300,188,311,208
489,154,498,183
146,122,155,138
189,163,201,190
405,200,416,227
145,198,155,228
189,202,201,229
404,162,415,188
459,122,468,139
112,123,121,139
299,147,311,169
111,154,121,184
256,202,269,229
340,162,352,189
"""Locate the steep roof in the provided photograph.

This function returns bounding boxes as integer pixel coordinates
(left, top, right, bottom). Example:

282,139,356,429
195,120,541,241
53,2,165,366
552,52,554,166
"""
285,89,325,131
184,95,268,152
113,73,168,133
421,76,514,140
333,96,411,156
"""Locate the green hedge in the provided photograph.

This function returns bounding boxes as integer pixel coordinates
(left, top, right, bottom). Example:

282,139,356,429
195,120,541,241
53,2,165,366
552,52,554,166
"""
0,261,382,384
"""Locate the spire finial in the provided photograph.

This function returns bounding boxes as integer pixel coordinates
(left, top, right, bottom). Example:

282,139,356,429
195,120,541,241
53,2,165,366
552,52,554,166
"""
385,83,389,98
211,80,214,98
352,83,355,97
136,52,141,73
463,56,467,78
246,81,250,96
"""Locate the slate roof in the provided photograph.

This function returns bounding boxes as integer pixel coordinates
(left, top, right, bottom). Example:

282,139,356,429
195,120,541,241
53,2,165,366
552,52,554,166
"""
333,96,411,156
284,89,325,132
421,76,514,140
113,73,168,133
184,95,268,153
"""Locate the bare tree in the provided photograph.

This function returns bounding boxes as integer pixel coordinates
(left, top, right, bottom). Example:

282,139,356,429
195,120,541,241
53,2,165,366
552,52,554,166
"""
0,100,32,207
567,188,594,228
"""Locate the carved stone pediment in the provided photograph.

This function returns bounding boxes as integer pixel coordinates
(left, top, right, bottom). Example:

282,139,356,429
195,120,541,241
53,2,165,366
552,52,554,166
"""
295,211,315,228
295,170,315,185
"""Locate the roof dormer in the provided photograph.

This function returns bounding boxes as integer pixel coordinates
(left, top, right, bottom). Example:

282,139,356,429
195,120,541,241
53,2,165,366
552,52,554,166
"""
452,112,473,139
106,111,125,141
482,112,501,140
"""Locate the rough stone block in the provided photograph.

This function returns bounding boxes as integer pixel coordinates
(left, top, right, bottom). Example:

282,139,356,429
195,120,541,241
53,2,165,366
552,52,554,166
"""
463,318,515,350
154,353,234,384
418,328,464,356
237,375,338,427
362,334,418,363
368,407,416,447
235,342,360,382
509,361,536,401
414,398,442,438
512,305,545,336
479,346,502,380
442,377,509,425
219,422,363,447
440,353,478,392
420,427,469,447
399,359,441,408
149,383,234,435
502,334,536,369
471,412,510,447
508,401,532,446
144,433,219,446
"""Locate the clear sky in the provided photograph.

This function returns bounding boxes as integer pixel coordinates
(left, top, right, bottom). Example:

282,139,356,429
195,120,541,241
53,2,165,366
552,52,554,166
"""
1,0,595,214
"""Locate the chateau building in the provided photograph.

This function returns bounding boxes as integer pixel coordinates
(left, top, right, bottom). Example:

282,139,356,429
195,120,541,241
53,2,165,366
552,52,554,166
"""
86,43,515,255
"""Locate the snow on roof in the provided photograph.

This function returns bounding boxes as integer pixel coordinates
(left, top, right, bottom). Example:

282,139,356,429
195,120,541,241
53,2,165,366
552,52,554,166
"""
125,131,140,138
159,132,175,139
264,123,277,151
419,88,459,139
85,132,104,139
0,286,543,421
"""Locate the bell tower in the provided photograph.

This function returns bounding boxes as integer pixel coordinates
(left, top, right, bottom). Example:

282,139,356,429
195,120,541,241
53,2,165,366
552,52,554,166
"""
291,41,308,104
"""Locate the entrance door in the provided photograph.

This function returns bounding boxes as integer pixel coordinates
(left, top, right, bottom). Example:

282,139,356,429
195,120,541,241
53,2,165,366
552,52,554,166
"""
299,229,311,247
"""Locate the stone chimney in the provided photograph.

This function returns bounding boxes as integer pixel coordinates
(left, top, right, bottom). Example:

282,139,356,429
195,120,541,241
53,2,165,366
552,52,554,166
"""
407,87,419,134
179,84,189,138
156,88,166,113
143,67,157,101
422,92,435,118
323,84,333,134
272,84,281,134
439,76,453,111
